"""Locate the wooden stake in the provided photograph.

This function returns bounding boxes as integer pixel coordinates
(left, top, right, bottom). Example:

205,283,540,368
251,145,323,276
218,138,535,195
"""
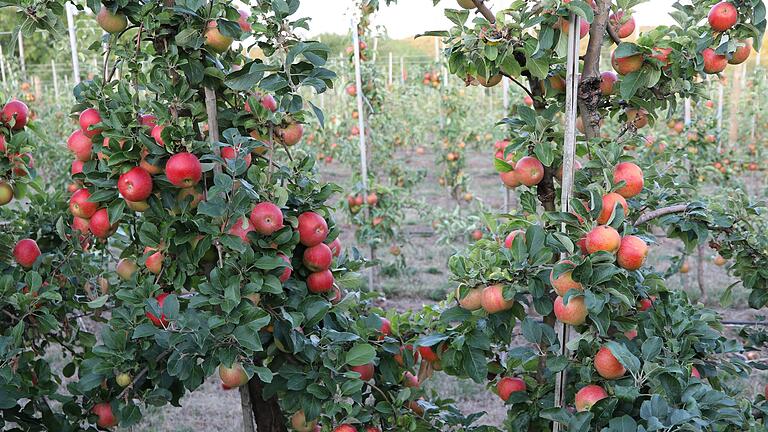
0,45,7,85
17,32,26,77
52,60,59,97
66,2,81,84
502,77,511,213
553,13,581,432
352,19,374,291
400,56,405,85
388,52,393,87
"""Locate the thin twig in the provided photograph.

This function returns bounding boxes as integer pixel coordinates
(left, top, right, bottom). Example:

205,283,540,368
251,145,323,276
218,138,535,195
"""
470,0,496,24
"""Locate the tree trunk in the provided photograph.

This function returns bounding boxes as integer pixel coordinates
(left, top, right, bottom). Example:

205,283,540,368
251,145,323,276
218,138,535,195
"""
248,378,288,432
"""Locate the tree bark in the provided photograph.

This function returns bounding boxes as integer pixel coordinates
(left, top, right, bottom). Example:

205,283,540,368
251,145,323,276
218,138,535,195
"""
578,0,612,140
248,378,288,432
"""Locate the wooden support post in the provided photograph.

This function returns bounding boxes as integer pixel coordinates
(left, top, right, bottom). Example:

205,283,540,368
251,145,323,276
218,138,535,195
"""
52,60,59,97
388,52,393,87
0,45,7,85
400,56,405,85
728,66,742,148
66,2,81,84
553,13,581,432
352,19,374,291
502,77,510,213
17,32,26,77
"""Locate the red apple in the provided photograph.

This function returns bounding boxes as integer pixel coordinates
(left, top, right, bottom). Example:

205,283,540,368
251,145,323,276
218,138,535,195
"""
554,295,588,325
596,192,628,225
480,284,514,313
585,226,621,254
595,346,626,379
616,235,649,271
89,208,115,239
118,167,153,202
279,122,304,146
550,260,582,296
609,11,635,38
220,145,252,168
456,285,484,310
219,363,249,387
514,156,544,186
729,39,752,64
228,217,255,243
303,243,333,271
575,384,607,411
611,51,643,75
79,108,103,138
691,366,701,379
277,253,292,283
291,411,317,432
651,47,672,67
116,258,138,281
139,114,157,128
70,188,99,219
146,292,170,327
165,152,202,187
67,130,93,162
96,6,128,34
702,48,727,74
2,99,29,130
204,20,233,53
334,425,358,432
92,402,118,428
708,1,738,32
504,229,525,248
638,296,655,311
350,362,374,381
145,250,164,274
237,9,252,32
13,239,40,268
600,71,618,96
497,376,526,401
71,160,84,175
403,371,419,388
307,270,334,293
249,202,284,235
72,216,90,233
418,346,440,363
329,238,342,257
613,162,644,198
150,124,165,145
298,212,329,246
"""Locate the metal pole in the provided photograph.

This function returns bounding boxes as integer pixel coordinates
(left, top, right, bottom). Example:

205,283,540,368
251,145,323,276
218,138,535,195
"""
66,2,81,84
434,37,440,63
17,32,26,77
352,19,373,290
553,13,580,432
684,98,692,126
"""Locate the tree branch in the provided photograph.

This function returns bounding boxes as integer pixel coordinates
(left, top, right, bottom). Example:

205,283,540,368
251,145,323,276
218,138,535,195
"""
634,204,688,226
470,0,495,24
606,23,621,46
500,71,534,99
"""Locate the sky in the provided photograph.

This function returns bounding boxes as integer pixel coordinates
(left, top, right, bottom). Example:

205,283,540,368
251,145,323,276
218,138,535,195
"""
294,0,677,39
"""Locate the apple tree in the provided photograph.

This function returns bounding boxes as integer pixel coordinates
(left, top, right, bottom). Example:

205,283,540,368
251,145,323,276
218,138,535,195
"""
412,0,768,431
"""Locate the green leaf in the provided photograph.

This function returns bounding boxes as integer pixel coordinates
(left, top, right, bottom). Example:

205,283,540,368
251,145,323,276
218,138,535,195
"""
345,343,376,366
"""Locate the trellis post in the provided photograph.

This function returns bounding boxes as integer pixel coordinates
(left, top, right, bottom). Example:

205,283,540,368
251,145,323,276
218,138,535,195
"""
0,45,7,85
351,18,374,291
553,13,581,432
66,2,81,84
17,32,26,77
388,52,393,87
52,60,60,98
502,76,510,213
